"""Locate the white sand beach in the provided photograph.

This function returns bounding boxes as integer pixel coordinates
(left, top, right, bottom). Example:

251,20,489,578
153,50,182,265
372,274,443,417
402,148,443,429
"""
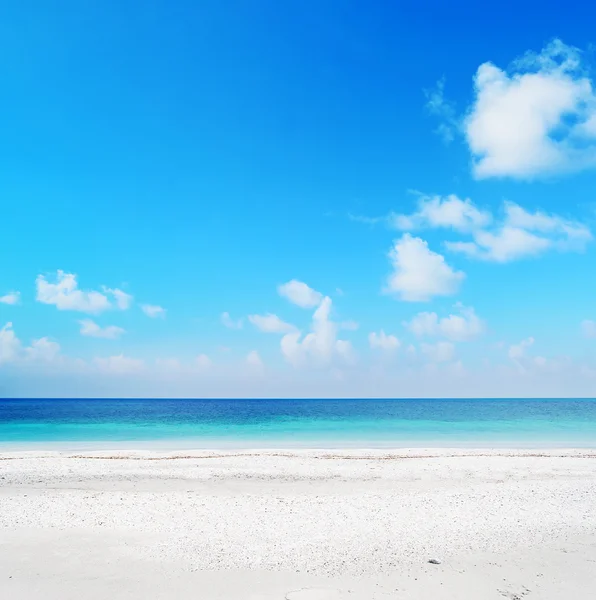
1,449,596,599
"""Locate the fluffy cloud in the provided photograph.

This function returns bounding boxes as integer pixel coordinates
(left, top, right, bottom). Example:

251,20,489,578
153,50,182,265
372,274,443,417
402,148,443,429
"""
508,337,535,359
391,194,590,263
404,304,484,342
368,330,400,351
104,288,133,310
141,304,166,318
278,280,323,308
0,322,63,366
94,355,145,374
446,201,591,262
0,323,21,363
464,39,596,179
386,234,465,301
36,271,131,314
0,291,20,305
420,341,455,363
581,320,596,339
393,194,491,232
25,338,61,362
248,313,297,334
281,297,354,368
79,319,125,339
221,312,243,329
356,193,591,263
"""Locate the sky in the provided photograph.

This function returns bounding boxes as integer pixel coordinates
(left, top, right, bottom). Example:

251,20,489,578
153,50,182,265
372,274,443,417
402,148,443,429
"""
2,0,596,398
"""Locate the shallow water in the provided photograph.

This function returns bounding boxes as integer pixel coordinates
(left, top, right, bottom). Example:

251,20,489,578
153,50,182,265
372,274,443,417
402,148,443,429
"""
1,398,596,448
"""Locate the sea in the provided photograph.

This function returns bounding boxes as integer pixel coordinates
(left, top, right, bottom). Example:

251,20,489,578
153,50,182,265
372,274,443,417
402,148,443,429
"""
1,398,596,449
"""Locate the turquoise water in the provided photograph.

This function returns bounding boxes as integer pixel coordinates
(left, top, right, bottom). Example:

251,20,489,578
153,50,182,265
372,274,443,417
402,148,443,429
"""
1,398,596,448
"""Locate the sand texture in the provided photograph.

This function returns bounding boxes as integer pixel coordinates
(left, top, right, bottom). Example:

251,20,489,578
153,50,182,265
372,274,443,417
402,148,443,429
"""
1,449,595,599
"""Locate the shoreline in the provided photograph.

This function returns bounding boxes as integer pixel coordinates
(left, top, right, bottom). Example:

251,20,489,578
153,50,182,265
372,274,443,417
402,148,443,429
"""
2,446,596,458
2,437,596,452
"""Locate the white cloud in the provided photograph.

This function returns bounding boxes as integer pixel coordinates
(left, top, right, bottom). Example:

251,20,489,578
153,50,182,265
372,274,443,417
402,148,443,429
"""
421,341,455,363
369,330,400,351
447,227,551,262
508,337,535,359
104,288,133,310
446,201,592,262
405,304,484,342
36,271,111,314
94,355,145,374
25,338,61,362
581,320,596,339
79,319,125,339
0,292,20,305
386,234,465,301
425,77,459,144
221,312,243,329
464,39,596,179
393,194,491,232
141,304,166,319
281,297,354,368
248,313,297,334
359,192,591,263
278,280,323,308
0,323,21,364
0,323,64,366
36,271,133,314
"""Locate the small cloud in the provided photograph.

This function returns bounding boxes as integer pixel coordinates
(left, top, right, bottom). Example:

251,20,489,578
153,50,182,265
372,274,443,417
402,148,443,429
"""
104,288,133,310
141,304,166,318
281,297,354,368
369,330,400,351
424,77,459,144
392,193,491,233
0,291,20,305
385,234,465,302
221,312,243,329
248,313,297,334
36,271,111,314
278,280,323,308
79,319,125,339
0,322,21,364
25,337,61,363
508,337,535,359
445,202,591,263
404,304,485,342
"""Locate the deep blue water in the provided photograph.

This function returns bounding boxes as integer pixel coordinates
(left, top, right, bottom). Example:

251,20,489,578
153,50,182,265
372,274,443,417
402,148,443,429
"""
1,398,596,448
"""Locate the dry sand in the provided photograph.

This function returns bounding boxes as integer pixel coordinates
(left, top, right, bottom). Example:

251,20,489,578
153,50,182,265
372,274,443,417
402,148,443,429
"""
1,449,595,599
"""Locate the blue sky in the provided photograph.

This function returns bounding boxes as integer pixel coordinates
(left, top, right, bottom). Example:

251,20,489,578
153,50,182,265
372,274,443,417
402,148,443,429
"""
2,1,596,397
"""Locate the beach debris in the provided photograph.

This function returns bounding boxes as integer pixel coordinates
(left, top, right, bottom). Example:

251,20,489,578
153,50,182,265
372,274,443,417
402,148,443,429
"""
428,558,442,564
